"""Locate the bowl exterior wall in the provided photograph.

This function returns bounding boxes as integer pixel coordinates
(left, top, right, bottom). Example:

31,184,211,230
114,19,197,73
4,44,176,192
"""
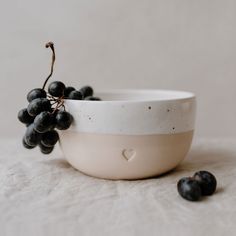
60,90,196,180
60,130,194,180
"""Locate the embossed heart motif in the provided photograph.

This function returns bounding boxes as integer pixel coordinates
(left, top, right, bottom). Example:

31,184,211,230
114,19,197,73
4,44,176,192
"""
122,149,136,161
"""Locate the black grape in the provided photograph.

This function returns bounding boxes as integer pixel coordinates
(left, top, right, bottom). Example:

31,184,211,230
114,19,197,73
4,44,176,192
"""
39,143,54,154
24,124,41,147
22,138,35,149
64,86,75,98
34,111,55,133
55,111,73,130
18,108,34,124
79,86,93,98
48,81,65,97
27,88,47,102
68,90,83,100
27,98,51,116
85,96,101,101
41,130,59,147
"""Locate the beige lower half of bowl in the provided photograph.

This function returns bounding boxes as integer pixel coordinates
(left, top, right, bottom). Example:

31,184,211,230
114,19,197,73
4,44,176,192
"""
59,130,194,180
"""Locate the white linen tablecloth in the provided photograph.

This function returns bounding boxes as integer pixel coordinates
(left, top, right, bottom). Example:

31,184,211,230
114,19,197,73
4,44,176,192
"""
0,137,235,236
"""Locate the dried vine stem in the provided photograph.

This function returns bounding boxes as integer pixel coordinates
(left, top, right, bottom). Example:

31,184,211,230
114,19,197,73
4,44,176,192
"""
42,42,55,90
42,42,65,114
52,99,64,114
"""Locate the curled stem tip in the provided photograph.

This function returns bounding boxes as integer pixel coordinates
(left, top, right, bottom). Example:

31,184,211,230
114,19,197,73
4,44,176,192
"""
45,42,54,48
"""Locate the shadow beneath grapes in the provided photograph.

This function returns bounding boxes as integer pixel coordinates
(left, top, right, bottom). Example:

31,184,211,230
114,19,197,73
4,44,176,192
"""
175,145,234,174
46,157,72,169
142,144,235,181
215,186,224,194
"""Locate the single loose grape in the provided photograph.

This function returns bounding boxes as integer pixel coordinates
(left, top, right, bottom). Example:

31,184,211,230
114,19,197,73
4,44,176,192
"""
193,171,217,196
177,177,202,201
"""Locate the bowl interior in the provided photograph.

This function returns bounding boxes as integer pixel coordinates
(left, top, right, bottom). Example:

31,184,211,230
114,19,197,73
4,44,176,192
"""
94,89,195,102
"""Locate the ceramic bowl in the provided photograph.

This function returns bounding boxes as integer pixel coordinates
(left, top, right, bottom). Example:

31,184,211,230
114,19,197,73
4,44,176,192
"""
59,89,196,180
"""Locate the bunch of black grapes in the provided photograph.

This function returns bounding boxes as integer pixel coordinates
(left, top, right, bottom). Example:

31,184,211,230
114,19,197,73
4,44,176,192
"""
17,42,101,155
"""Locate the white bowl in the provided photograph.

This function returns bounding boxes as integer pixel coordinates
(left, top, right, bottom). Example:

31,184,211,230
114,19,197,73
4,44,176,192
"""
59,89,196,180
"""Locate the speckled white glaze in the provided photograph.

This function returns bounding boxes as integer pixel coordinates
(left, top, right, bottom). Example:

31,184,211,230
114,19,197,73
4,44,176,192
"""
60,89,196,180
64,89,196,135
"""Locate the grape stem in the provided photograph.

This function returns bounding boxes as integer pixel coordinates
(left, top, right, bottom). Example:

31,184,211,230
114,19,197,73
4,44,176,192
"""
42,42,55,90
42,42,66,115
52,99,64,114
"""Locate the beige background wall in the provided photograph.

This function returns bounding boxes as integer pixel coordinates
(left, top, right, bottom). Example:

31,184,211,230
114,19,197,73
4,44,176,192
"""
1,0,236,138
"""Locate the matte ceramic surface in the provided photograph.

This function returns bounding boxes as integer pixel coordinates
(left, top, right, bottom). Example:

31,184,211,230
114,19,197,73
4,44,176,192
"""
59,89,196,180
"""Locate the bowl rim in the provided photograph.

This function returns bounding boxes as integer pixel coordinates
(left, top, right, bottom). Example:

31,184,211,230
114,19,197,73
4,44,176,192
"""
66,89,195,103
